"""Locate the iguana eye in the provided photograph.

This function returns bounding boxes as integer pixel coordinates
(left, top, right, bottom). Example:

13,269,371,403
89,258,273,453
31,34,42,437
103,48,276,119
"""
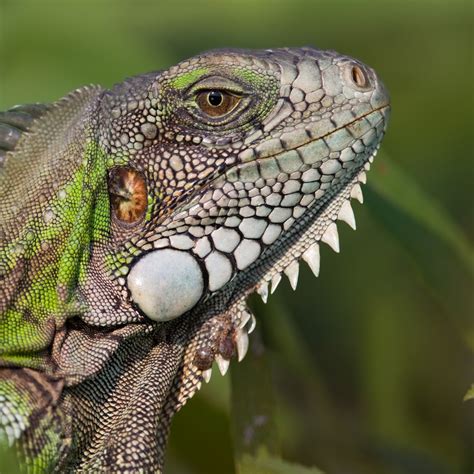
108,167,147,224
196,90,241,117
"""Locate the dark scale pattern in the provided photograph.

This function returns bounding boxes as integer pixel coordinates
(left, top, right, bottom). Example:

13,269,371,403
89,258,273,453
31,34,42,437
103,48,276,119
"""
0,47,390,472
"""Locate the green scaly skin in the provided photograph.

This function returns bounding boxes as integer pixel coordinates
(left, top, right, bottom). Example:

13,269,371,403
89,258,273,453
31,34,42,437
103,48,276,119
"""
0,48,390,472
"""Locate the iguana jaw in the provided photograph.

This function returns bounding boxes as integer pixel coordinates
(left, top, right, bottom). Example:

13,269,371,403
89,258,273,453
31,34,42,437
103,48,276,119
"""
121,49,390,329
238,105,391,299
157,103,389,306
96,47,390,336
252,136,383,301
122,102,389,385
188,105,389,381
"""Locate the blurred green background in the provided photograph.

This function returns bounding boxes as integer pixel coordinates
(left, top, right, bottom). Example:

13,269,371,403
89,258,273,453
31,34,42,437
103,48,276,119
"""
0,0,472,473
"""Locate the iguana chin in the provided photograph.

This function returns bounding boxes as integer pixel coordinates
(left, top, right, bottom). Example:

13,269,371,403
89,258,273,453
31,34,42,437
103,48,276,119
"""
0,47,390,472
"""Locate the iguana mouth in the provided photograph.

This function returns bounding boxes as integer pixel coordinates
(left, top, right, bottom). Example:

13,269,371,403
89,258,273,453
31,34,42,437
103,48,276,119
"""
126,105,389,327
241,105,391,293
195,106,390,379
237,103,391,163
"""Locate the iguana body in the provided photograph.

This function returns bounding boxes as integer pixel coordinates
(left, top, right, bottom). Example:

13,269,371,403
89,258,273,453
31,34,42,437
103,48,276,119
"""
0,48,390,472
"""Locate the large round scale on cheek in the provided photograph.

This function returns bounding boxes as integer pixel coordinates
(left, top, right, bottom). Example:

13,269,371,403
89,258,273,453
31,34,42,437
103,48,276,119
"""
127,249,204,322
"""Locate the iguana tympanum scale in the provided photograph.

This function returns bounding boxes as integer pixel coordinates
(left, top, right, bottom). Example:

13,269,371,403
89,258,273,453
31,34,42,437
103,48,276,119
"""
0,47,390,472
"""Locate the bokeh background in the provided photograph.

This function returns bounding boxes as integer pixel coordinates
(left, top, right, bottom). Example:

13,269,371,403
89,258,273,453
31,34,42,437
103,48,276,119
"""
0,1,472,473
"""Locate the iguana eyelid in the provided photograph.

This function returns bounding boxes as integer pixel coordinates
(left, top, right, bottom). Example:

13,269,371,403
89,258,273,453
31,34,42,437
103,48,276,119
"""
186,75,248,97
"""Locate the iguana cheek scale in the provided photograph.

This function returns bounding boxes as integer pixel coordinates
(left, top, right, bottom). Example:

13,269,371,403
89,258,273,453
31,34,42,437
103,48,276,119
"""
127,249,205,321
0,48,390,472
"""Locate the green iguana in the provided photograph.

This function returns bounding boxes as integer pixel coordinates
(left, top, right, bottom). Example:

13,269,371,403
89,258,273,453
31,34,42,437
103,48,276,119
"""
0,47,390,472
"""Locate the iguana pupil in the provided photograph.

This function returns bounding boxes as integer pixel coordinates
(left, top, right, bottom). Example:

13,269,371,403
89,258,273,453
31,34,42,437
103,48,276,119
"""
207,90,223,106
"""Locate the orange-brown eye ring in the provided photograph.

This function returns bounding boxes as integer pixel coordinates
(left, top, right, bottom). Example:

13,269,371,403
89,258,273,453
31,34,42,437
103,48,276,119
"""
108,167,147,224
196,90,241,117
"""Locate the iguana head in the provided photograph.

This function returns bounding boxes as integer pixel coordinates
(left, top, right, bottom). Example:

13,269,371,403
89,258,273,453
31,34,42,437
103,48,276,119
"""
0,47,390,470
79,46,390,379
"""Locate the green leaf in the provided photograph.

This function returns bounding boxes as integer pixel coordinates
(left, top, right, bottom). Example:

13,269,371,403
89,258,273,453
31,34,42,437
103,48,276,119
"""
366,155,473,336
0,442,23,474
369,154,474,275
230,327,325,474
239,451,324,474
463,384,474,402
230,329,280,464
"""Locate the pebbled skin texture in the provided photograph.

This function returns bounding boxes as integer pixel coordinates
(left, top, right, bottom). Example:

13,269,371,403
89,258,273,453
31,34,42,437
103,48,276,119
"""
0,47,390,472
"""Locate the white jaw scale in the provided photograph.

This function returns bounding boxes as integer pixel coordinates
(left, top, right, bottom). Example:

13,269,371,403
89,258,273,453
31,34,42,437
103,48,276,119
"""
235,327,249,361
215,354,230,376
255,164,370,303
302,244,320,277
338,200,356,230
284,261,300,290
127,249,204,321
201,317,251,384
321,222,340,253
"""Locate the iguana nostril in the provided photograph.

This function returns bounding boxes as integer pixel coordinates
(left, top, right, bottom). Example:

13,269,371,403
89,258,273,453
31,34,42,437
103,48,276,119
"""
351,65,368,88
